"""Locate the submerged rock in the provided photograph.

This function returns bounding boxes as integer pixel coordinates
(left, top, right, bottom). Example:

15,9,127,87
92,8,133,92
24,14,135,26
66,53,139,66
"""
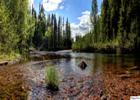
46,83,59,91
118,74,131,79
128,66,140,70
78,61,87,70
101,95,107,100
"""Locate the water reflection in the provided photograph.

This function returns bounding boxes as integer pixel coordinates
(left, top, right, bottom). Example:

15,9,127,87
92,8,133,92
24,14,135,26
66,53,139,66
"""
43,52,140,78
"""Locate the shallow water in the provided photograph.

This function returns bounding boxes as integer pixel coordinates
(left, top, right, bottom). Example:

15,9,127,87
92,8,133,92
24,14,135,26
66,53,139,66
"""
26,51,140,100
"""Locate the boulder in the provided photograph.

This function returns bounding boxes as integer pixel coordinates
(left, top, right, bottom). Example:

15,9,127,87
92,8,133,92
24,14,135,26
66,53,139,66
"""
78,61,87,70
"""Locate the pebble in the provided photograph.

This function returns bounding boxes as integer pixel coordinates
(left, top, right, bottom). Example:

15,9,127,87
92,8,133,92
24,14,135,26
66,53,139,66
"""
101,95,107,100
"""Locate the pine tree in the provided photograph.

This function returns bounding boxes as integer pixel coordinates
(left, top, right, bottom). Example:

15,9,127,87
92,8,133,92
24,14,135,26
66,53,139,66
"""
110,0,121,39
90,0,98,42
27,6,37,47
62,17,65,49
53,14,57,50
57,16,62,49
101,0,110,41
118,0,127,48
67,20,72,49
46,14,51,50
33,4,47,49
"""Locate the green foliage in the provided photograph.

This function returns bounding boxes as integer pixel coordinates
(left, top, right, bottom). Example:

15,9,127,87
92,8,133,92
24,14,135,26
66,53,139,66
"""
90,0,98,42
32,5,47,49
0,1,17,53
0,0,38,59
45,67,59,91
101,0,110,41
0,0,31,57
0,52,20,62
73,0,140,53
8,0,30,54
0,0,72,60
32,8,72,50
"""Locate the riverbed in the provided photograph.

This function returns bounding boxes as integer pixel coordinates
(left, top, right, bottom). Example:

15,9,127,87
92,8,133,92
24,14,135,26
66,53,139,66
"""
0,51,140,100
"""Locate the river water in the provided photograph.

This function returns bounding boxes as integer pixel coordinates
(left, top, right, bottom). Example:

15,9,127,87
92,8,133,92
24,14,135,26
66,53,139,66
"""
26,51,140,100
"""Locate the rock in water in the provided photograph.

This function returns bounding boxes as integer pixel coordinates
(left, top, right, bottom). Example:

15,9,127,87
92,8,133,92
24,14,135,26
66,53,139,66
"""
129,66,140,70
78,61,87,70
101,95,107,100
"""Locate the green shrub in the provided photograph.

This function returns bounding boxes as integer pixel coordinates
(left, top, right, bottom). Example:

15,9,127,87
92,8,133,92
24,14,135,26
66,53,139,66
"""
45,67,59,91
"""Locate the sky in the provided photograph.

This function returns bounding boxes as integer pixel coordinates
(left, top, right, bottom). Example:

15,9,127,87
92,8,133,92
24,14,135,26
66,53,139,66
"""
29,0,102,38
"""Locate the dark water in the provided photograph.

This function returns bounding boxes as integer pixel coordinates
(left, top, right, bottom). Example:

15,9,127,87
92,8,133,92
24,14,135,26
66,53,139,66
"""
53,52,140,76
27,51,140,100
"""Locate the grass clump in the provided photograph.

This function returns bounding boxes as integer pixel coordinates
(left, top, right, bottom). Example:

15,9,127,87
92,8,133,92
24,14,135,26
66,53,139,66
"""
45,67,59,91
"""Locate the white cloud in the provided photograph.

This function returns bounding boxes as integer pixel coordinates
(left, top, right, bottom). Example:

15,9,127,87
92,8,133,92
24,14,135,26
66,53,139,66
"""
49,0,62,3
71,10,91,38
59,5,64,10
42,0,64,11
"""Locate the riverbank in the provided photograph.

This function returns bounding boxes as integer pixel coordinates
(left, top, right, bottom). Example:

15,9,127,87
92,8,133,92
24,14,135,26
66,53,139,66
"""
72,40,140,54
0,53,19,61
0,52,22,66
29,50,71,61
103,65,140,99
0,57,22,67
0,64,28,99
72,47,140,54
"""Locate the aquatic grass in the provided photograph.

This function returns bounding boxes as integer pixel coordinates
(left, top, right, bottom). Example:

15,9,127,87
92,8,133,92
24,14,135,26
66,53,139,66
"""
45,67,59,91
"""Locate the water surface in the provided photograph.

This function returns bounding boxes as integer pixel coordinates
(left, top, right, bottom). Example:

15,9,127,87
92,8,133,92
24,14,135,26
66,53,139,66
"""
27,51,140,100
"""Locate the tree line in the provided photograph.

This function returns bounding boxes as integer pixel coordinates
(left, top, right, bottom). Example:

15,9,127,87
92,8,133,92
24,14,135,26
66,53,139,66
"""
0,0,72,58
73,0,140,53
32,5,72,51
0,0,32,55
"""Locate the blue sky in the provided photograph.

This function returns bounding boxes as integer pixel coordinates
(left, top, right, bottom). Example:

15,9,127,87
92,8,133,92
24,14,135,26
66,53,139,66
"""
29,0,102,37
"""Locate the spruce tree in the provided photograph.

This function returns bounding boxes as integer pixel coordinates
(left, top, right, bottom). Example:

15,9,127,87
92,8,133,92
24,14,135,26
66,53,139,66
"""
53,14,57,50
90,0,98,42
118,0,127,48
101,0,110,41
110,0,121,39
33,4,47,49
57,16,62,49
